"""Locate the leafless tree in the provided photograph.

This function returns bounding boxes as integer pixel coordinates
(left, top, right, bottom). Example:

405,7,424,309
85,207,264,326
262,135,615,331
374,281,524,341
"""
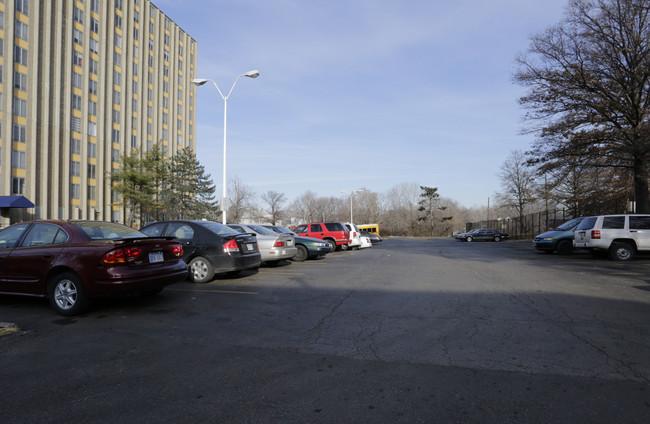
226,177,255,224
496,150,539,233
516,0,650,212
261,190,287,225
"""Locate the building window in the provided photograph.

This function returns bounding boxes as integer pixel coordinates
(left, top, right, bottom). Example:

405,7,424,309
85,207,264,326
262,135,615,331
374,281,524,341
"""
73,50,83,67
89,58,98,74
115,0,122,10
115,14,122,29
112,128,120,143
73,28,83,45
71,116,81,133
12,150,26,168
113,70,121,86
90,18,99,34
15,20,28,41
71,161,81,177
112,148,120,162
74,6,84,24
131,134,137,148
88,100,97,116
88,185,96,201
114,33,122,48
71,138,81,154
71,183,81,199
15,46,28,66
90,38,98,53
13,124,26,143
88,163,96,179
72,94,82,110
88,122,97,137
114,51,121,64
112,108,120,123
72,72,82,88
112,90,121,105
16,0,29,15
14,71,27,91
89,79,98,95
91,0,100,13
13,97,27,117
12,177,25,195
88,142,97,157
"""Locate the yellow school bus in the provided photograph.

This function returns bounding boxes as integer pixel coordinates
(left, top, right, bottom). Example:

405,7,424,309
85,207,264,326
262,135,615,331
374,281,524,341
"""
358,224,380,235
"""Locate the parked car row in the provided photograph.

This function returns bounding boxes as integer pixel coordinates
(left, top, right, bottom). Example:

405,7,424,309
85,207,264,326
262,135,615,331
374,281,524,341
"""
535,214,650,261
455,228,509,242
0,219,379,316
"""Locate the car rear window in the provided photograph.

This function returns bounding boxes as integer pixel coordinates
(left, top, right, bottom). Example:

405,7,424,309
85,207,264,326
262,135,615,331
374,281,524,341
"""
248,225,276,235
576,217,597,230
71,221,144,240
629,216,650,230
324,223,343,231
602,216,625,229
200,222,240,235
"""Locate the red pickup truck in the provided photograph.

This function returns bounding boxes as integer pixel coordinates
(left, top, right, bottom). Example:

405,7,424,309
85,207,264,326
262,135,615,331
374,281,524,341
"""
292,222,350,251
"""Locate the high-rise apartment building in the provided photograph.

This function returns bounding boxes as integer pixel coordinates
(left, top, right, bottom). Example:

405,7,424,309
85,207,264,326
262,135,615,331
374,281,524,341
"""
0,0,197,226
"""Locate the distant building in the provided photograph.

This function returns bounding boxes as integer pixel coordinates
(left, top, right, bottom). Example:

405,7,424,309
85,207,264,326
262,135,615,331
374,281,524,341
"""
0,0,197,226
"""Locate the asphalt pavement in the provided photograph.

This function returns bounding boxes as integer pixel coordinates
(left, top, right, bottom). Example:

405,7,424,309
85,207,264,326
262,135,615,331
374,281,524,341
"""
1,238,649,423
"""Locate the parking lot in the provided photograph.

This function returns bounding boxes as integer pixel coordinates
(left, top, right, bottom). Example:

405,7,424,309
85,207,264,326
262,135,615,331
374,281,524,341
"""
2,238,649,423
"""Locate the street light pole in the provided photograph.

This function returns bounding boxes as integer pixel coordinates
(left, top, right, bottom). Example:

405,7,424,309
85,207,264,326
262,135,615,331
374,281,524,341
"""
341,189,363,223
192,70,259,224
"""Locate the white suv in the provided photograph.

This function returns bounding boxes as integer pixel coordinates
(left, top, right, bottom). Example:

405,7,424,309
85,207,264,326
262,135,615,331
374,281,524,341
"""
573,214,650,260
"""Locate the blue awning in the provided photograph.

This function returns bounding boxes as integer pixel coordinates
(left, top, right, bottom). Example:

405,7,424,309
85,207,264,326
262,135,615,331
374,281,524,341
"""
0,196,35,208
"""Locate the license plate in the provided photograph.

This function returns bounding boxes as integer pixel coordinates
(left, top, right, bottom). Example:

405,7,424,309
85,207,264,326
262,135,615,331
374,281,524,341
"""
245,243,255,252
149,252,164,263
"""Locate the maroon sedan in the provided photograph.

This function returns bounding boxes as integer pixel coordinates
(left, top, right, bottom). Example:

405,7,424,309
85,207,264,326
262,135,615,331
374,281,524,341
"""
0,220,187,315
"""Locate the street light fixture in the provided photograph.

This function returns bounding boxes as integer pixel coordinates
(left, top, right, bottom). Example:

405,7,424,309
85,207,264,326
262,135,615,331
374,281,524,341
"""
192,70,260,224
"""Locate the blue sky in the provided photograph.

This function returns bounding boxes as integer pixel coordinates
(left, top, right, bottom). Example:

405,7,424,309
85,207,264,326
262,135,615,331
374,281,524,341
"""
154,0,569,208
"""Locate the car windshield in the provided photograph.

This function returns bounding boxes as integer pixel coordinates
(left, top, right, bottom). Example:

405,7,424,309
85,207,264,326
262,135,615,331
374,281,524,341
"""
247,225,277,235
199,221,240,236
70,221,145,240
556,217,582,231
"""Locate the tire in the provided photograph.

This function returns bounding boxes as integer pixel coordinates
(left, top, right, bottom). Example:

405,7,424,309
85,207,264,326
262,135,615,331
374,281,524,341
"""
189,256,214,283
556,240,573,255
494,236,501,242
48,272,89,316
292,245,308,262
326,239,337,252
466,236,473,242
609,242,635,261
340,243,349,251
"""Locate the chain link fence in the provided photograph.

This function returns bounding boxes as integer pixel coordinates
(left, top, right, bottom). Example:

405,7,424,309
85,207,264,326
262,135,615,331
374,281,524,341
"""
465,196,631,240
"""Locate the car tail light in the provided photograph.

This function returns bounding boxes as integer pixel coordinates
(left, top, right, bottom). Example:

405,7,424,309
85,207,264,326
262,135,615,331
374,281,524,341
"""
353,232,357,237
591,230,601,239
274,240,285,247
223,238,239,253
102,246,142,264
171,243,183,257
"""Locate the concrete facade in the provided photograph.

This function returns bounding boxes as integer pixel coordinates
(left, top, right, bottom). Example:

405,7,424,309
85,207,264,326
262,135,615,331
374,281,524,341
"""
0,0,197,226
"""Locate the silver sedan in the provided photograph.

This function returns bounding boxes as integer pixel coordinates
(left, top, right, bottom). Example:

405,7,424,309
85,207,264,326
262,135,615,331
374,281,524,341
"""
227,224,297,264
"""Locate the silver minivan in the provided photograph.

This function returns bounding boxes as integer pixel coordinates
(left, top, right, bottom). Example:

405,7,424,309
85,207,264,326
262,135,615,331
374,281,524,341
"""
573,214,650,260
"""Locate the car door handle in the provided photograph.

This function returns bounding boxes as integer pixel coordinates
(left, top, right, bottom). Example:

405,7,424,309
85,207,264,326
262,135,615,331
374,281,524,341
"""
630,230,638,233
